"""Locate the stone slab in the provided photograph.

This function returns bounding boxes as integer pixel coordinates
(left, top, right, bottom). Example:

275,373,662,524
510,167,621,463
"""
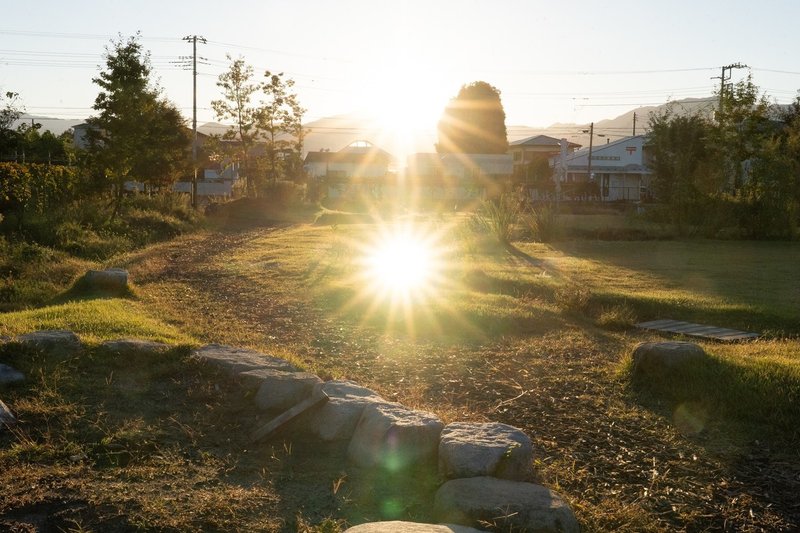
345,522,487,532
636,319,759,342
250,386,329,443
191,344,297,376
439,422,533,481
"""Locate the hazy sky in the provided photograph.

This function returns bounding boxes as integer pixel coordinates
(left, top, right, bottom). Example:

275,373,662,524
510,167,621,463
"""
2,0,799,138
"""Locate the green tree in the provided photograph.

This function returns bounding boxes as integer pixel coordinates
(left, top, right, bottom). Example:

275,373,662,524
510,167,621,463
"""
211,55,260,196
86,34,189,218
257,71,305,184
0,91,23,158
436,81,508,154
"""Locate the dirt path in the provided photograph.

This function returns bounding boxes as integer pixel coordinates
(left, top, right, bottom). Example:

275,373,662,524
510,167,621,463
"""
128,226,799,532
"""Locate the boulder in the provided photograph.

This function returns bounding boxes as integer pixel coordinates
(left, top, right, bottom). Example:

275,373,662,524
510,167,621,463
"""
81,268,129,293
345,522,487,532
191,344,297,376
631,341,708,378
348,402,443,470
99,338,171,355
0,399,15,428
298,380,384,441
439,422,533,481
0,364,25,386
246,369,322,411
14,330,82,358
434,477,579,533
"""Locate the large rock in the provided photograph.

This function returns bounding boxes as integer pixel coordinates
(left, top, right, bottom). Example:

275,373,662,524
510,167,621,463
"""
439,422,533,481
434,477,579,533
345,522,487,532
81,268,129,293
0,364,25,386
191,344,297,376
298,380,384,441
99,338,171,355
14,330,82,358
348,402,443,470
245,368,322,411
631,341,708,378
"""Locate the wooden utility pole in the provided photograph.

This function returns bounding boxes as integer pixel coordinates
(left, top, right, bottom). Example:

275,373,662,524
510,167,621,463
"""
714,62,748,122
182,35,207,207
632,112,636,136
586,122,594,184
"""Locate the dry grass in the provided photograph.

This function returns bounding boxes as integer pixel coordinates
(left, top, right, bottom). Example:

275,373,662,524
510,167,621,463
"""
2,218,800,531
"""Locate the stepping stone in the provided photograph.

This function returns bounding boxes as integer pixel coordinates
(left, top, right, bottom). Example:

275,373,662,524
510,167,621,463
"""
244,368,322,411
631,341,708,378
191,344,297,375
250,385,329,443
0,364,25,386
439,422,533,481
434,477,579,533
348,402,443,470
297,380,384,441
81,268,129,293
636,319,759,342
14,330,82,358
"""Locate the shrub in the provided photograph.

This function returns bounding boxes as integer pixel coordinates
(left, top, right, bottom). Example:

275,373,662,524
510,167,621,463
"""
597,303,638,330
476,194,520,245
522,203,560,242
554,283,592,315
262,180,305,207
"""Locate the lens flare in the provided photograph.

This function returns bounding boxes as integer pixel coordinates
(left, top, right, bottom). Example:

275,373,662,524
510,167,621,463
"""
366,234,434,294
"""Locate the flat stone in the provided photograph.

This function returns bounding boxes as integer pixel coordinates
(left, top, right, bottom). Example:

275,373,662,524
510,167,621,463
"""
345,522,487,532
0,364,25,386
631,341,708,379
99,339,171,355
298,380,384,441
14,330,82,358
191,344,297,376
250,386,329,443
248,369,322,411
348,402,443,470
434,477,579,533
82,268,129,292
439,422,533,481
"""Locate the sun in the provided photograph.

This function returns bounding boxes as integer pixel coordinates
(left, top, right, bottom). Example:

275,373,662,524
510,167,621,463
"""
365,233,435,294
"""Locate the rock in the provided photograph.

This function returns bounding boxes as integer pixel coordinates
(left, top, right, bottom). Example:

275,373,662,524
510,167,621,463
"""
0,364,25,386
99,338,171,355
348,402,443,470
434,477,579,533
0,399,15,428
439,422,533,481
14,330,82,358
345,522,487,532
191,344,297,376
247,369,322,411
82,268,129,293
298,380,384,441
631,341,708,378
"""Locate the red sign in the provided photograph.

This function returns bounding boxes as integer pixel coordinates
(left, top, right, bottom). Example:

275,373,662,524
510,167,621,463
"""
625,146,637,155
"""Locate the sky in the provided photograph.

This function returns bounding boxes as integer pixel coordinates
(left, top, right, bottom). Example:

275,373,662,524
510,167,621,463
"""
2,0,800,145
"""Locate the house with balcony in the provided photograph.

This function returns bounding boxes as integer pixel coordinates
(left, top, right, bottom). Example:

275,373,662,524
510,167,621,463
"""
554,135,653,202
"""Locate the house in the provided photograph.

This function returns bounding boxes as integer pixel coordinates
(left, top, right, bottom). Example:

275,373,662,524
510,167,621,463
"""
554,135,653,202
508,135,580,176
405,152,513,201
304,140,394,199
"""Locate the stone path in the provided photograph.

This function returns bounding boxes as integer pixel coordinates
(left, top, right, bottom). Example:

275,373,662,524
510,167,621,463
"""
635,319,760,342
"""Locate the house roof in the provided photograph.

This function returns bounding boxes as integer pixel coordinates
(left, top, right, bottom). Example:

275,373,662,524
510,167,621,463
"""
564,134,647,162
304,140,393,164
510,135,581,149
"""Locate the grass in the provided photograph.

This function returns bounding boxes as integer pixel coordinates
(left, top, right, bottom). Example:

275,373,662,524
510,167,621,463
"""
0,298,194,345
2,212,800,531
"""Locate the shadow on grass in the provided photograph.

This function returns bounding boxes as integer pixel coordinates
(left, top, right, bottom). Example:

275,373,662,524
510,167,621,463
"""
626,352,800,445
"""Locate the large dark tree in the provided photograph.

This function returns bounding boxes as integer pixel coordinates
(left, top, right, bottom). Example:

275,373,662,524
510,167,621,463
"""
86,34,189,218
0,91,23,158
436,81,508,154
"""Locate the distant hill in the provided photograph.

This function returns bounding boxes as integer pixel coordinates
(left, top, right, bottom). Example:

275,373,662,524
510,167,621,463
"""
197,96,723,160
12,114,85,136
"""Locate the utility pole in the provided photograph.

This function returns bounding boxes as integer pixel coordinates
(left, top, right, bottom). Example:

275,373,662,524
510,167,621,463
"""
632,112,636,136
713,62,748,122
586,122,594,186
182,35,207,207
